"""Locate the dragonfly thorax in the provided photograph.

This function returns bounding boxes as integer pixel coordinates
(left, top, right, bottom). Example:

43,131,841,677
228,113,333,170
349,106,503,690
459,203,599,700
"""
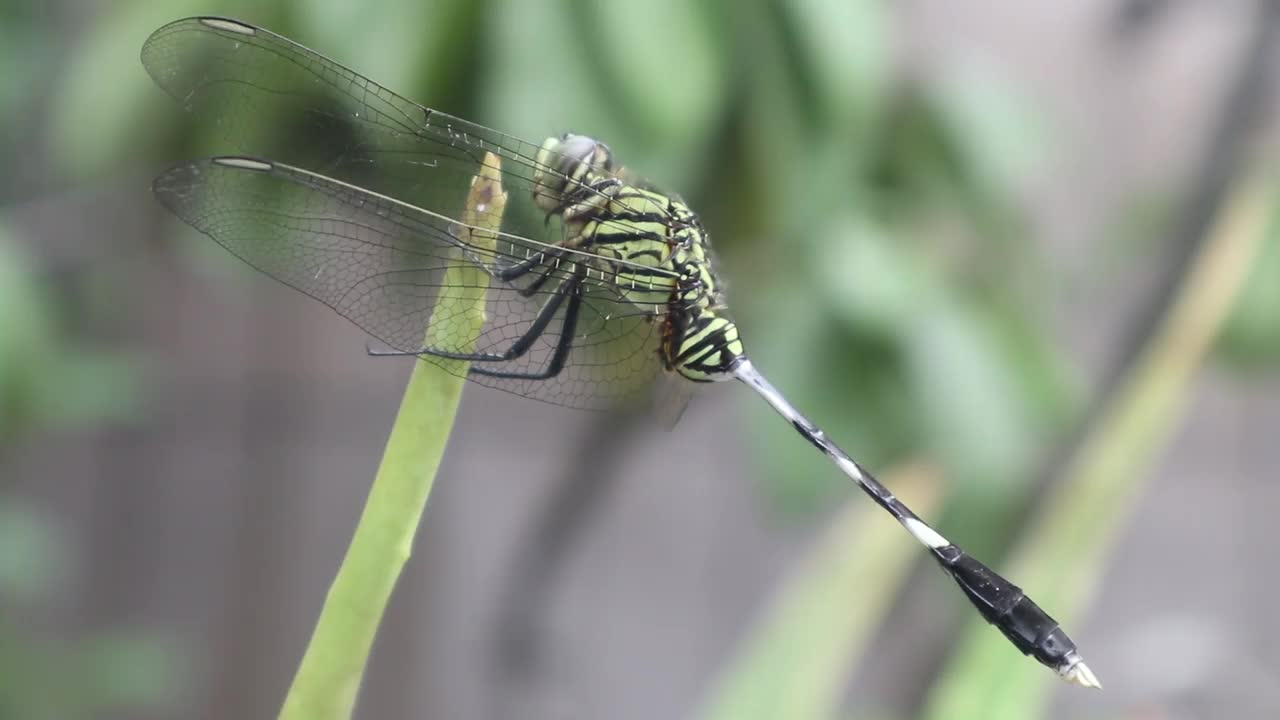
533,133,744,383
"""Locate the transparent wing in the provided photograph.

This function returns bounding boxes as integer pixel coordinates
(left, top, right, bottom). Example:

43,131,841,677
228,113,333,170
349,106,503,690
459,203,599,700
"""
143,16,692,411
140,16,672,251
154,156,671,410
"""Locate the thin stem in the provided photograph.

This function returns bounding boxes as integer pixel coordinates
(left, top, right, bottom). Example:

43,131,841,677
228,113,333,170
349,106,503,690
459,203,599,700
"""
278,153,506,720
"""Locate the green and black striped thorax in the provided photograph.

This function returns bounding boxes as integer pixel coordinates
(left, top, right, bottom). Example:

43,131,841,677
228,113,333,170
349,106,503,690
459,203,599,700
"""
533,134,745,382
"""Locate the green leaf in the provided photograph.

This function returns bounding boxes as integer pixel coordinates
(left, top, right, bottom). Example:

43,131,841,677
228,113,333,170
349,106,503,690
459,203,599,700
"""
779,0,890,131
816,214,936,339
975,302,1080,435
929,63,1050,201
902,302,1035,491
0,221,138,435
294,0,438,95
589,0,725,144
1218,191,1280,367
483,1,612,145
0,222,56,436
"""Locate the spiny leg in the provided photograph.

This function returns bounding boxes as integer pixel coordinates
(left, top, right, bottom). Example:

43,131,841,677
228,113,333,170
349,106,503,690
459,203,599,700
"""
493,245,571,287
509,249,571,298
446,212,578,292
470,273,585,381
369,273,574,363
733,359,1100,689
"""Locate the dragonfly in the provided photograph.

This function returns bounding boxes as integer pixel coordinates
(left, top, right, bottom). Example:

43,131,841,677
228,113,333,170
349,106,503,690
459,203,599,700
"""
142,16,1099,688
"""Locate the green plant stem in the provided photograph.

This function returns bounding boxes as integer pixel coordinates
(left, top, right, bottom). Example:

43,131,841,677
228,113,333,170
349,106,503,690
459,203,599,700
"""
279,154,506,720
923,165,1275,718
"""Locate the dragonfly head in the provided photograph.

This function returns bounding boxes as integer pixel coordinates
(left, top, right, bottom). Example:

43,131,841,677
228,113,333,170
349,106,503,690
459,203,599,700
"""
557,133,614,167
532,133,616,211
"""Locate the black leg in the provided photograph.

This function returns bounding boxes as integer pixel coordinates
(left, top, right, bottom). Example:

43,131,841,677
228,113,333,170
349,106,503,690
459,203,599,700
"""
493,246,565,283
452,218,573,291
510,251,567,298
470,277,583,381
369,273,574,362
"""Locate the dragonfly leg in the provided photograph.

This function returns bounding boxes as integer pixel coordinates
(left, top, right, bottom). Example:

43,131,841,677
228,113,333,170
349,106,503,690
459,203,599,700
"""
369,271,585,373
492,247,563,283
507,249,571,298
470,276,583,381
371,278,570,361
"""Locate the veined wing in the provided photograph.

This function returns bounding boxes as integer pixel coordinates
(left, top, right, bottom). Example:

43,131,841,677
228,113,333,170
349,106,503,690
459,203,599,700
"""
140,16,679,257
154,155,672,410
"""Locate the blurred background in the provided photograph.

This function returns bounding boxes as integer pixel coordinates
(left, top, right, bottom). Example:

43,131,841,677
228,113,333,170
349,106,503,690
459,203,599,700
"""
2,0,1279,718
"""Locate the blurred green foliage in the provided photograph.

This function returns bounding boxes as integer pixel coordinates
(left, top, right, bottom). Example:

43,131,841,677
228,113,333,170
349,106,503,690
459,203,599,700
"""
42,0,1085,707
1219,183,1280,365
2,27,159,709
0,221,167,716
0,224,137,439
1107,179,1280,369
4,0,1276,717
0,499,181,720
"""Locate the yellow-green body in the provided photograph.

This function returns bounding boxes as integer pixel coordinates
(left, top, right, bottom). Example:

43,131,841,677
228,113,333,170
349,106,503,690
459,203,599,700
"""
533,134,745,382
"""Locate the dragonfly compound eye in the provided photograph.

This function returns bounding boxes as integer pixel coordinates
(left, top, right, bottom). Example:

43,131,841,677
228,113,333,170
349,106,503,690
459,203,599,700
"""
532,134,615,212
557,134,612,169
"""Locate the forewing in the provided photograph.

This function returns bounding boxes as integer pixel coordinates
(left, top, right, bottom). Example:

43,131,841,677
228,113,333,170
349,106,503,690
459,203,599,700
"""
141,16,670,255
153,156,668,410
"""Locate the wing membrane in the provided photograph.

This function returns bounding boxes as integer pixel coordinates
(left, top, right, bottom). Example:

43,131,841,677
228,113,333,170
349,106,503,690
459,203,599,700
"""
154,156,668,409
141,16,676,258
